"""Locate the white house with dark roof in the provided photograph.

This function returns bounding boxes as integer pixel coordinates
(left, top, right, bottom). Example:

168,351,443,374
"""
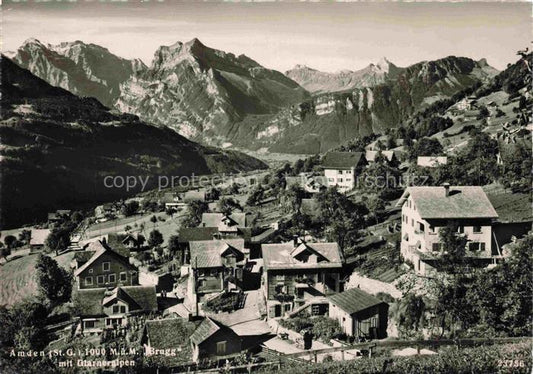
397,184,500,276
73,285,157,335
321,152,367,192
261,237,344,318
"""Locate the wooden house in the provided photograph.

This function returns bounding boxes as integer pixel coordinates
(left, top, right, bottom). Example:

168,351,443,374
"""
190,317,242,363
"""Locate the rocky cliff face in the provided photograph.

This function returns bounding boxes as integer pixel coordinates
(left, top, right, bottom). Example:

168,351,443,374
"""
0,56,266,228
285,58,403,94
229,56,499,153
10,38,146,107
115,38,310,143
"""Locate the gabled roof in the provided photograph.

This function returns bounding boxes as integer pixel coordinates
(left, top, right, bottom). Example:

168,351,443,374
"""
30,229,51,246
178,227,219,243
184,190,206,202
201,213,247,228
365,150,395,163
74,240,134,276
190,317,221,345
190,239,246,268
73,286,157,316
145,318,197,350
396,186,499,220
328,288,387,315
321,152,365,169
262,239,343,270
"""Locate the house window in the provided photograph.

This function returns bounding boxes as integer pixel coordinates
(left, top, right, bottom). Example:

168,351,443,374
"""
432,243,442,252
102,262,110,272
429,225,435,234
113,305,119,314
97,275,105,284
338,178,343,182
284,304,291,312
457,226,464,234
417,222,425,233
84,321,95,329
338,170,343,175
346,178,352,182
346,170,352,174
85,276,93,286
216,341,227,355
473,226,482,233
89,269,93,274
120,272,127,282
120,305,126,313
328,178,334,182
411,219,414,227
108,274,116,283
469,242,486,251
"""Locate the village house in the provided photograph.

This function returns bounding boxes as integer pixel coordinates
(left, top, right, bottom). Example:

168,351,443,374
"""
190,317,242,362
47,209,72,224
29,229,51,252
73,285,157,335
160,192,188,210
417,156,448,168
200,212,251,240
186,239,249,314
321,152,367,192
73,240,139,289
328,288,389,340
94,203,115,221
122,233,142,250
365,150,399,166
261,237,344,318
398,184,500,276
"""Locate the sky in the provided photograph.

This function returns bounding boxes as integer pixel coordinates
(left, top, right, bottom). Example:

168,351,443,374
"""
2,1,531,72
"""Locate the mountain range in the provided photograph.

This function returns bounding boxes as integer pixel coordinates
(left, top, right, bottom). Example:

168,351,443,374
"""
285,57,403,94
8,38,500,153
0,56,266,228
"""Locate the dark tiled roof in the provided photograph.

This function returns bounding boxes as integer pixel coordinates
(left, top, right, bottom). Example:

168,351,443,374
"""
73,285,157,317
145,318,197,351
190,317,221,345
328,288,387,315
178,227,219,243
321,152,365,169
121,286,158,312
262,240,343,270
397,186,499,219
190,239,245,268
73,288,107,316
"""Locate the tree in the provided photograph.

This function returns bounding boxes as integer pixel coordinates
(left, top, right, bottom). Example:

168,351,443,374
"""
246,185,265,206
408,137,444,161
45,223,75,255
1,246,11,261
206,187,221,201
121,201,139,217
182,200,208,228
283,185,305,213
18,229,32,245
167,235,183,264
148,230,164,248
150,215,158,228
217,197,242,216
35,254,72,303
137,234,146,248
4,235,17,249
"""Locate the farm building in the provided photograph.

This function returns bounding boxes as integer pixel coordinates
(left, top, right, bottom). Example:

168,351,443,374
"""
328,288,389,340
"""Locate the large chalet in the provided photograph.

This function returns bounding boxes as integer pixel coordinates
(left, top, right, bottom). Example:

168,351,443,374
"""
261,237,344,318
398,184,500,276
73,240,139,289
321,152,367,192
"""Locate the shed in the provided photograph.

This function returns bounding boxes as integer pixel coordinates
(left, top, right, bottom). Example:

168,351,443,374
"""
190,317,242,362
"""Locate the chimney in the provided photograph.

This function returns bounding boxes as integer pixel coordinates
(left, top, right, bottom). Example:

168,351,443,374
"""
443,183,450,197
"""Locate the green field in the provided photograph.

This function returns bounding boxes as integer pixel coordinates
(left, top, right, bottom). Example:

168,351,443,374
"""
0,252,75,307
